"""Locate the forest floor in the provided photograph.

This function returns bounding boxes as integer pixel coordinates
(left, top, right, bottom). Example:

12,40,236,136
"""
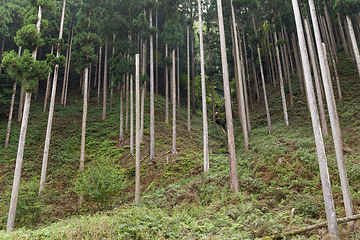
1,52,360,239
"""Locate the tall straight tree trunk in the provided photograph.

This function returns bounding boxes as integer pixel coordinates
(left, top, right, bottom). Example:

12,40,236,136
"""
284,28,295,74
338,14,350,58
274,32,289,126
231,2,249,151
252,14,272,133
130,74,134,155
171,50,177,155
39,0,66,194
309,0,354,220
155,0,159,95
293,0,339,236
110,33,115,110
270,27,279,85
243,29,253,109
63,26,74,107
7,5,42,232
165,45,169,124
292,33,304,95
5,48,21,149
207,25,215,126
135,54,140,203
125,72,129,131
44,46,54,111
119,85,124,142
304,17,328,135
17,87,25,123
61,22,72,105
217,0,239,192
344,19,356,64
266,28,276,87
102,40,108,120
191,26,196,115
187,25,191,130
97,46,102,105
324,5,338,62
177,47,180,119
150,8,155,160
281,30,294,107
249,42,260,102
0,36,4,74
346,15,360,79
140,81,146,143
198,0,209,172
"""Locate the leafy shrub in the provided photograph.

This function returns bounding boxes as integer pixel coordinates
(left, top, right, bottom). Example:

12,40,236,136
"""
295,196,323,218
76,157,127,209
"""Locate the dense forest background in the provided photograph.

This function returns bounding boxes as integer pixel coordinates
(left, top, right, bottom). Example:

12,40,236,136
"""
1,0,360,238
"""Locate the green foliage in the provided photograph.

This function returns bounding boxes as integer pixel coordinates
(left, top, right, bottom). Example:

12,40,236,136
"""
276,38,288,46
295,196,323,218
75,157,127,209
2,49,51,92
14,24,44,50
334,0,360,14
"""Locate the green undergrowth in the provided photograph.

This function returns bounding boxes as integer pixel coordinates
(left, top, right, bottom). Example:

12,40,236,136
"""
1,51,360,239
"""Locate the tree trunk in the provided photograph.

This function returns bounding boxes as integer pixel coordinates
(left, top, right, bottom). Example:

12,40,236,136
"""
231,3,249,151
7,5,42,232
309,0,354,221
61,22,72,105
281,29,294,107
156,0,159,95
249,42,260,102
102,40,108,120
97,46,102,105
303,17,328,135
0,36,4,74
292,33,304,95
207,26,215,126
110,33,115,110
217,0,239,192
63,26,74,107
266,28,276,87
198,0,209,172
17,87,25,122
284,28,295,75
324,5,338,63
346,14,360,79
338,14,350,58
252,14,272,133
274,32,289,126
140,81,146,143
243,28,253,109
5,48,21,149
130,74,134,155
150,8,155,160
39,0,66,195
165,44,169,124
119,85,124,142
44,46,54,111
135,54,140,203
171,50,177,155
177,47,180,119
293,0,340,237
187,26,191,130
191,26,196,115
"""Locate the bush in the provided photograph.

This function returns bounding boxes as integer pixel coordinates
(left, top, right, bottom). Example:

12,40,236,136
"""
76,157,127,209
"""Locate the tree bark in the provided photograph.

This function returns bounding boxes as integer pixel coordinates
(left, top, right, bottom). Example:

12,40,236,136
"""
130,74,134,155
177,47,180,119
102,40,108,120
5,48,21,149
140,81,146,143
274,32,289,126
125,72,129,131
135,54,140,203
310,0,353,225
292,33,304,95
39,0,66,194
150,8,155,160
207,25,215,126
281,29,293,107
191,25,196,115
187,25,191,130
17,87,25,123
97,46,102,105
119,84,124,142
231,4,249,151
44,46,54,111
217,0,239,192
7,5,42,232
110,33,115,110
346,14,360,80
324,5,338,62
171,50,177,155
252,14,272,133
165,44,169,124
63,26,74,107
198,0,209,172
304,17,328,135
338,14,350,58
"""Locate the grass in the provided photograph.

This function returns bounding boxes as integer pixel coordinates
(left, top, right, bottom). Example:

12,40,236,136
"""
0,51,360,239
